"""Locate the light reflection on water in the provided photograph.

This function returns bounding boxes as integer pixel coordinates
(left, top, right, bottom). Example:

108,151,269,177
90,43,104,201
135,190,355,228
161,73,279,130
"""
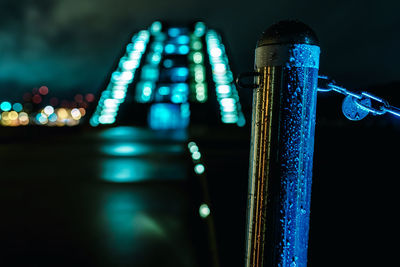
100,142,183,157
100,192,165,256
97,188,197,266
99,126,188,142
97,126,186,183
100,158,185,183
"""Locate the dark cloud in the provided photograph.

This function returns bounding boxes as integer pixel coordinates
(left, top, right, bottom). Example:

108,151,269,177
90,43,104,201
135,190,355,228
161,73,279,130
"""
0,0,399,100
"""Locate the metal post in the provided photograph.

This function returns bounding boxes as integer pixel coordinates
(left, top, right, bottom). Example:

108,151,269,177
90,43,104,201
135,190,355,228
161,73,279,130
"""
244,20,320,267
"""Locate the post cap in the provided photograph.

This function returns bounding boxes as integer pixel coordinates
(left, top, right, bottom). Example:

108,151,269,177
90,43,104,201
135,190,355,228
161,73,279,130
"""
257,20,319,47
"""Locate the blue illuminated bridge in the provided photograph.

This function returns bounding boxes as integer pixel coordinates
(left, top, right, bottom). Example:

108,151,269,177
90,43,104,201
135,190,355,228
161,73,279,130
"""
0,21,251,267
89,21,245,129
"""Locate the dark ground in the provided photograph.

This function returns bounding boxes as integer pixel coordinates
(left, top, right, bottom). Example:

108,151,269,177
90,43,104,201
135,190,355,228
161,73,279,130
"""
0,92,399,266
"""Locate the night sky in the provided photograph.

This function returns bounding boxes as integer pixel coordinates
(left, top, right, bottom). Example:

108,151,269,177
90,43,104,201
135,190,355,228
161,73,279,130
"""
0,0,399,100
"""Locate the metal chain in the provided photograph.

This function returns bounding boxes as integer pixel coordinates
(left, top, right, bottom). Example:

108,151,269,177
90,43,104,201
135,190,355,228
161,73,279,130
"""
317,75,400,118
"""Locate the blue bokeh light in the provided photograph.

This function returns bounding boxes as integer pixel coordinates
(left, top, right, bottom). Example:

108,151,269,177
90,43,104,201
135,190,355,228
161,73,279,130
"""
148,103,190,130
1,101,12,112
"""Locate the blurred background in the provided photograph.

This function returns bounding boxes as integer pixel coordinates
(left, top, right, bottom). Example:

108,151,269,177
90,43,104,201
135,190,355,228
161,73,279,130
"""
0,0,399,266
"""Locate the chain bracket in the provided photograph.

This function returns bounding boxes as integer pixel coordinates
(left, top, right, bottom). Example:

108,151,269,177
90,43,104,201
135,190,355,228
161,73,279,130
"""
317,75,400,120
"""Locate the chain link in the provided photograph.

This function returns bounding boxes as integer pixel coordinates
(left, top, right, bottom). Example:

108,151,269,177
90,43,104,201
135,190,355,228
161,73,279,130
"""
317,75,400,118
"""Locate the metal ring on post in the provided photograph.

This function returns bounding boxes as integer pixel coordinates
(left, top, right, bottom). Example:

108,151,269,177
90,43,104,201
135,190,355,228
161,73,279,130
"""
235,72,260,89
317,75,335,92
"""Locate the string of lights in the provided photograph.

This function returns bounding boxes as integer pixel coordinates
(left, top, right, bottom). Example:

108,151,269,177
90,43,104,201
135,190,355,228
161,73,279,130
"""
206,30,245,127
90,30,150,126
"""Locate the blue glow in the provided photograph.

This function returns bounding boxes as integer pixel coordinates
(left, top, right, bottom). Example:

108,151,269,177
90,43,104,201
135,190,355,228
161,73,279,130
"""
101,143,147,157
171,94,186,104
99,126,144,139
112,90,126,100
90,116,99,127
48,113,57,122
143,87,152,97
120,57,139,71
170,67,189,82
141,65,159,81
101,192,138,253
276,73,317,266
150,53,162,64
191,40,202,50
150,21,162,34
177,45,189,54
192,151,201,160
12,103,23,112
170,83,189,103
101,158,149,182
136,81,154,103
1,101,12,111
190,144,198,153
194,164,205,175
101,157,184,183
133,41,145,51
165,44,175,54
199,203,210,218
194,22,206,37
163,59,173,68
187,142,196,149
151,42,164,53
176,35,190,45
158,86,170,96
174,83,189,91
148,103,190,130
101,142,183,157
91,30,150,126
342,95,370,121
181,103,190,118
216,85,231,95
99,115,116,124
36,113,48,124
168,28,180,37
210,47,222,57
206,30,245,126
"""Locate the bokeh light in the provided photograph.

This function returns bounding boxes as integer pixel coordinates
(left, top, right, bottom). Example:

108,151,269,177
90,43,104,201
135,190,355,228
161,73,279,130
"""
1,101,12,111
38,86,49,95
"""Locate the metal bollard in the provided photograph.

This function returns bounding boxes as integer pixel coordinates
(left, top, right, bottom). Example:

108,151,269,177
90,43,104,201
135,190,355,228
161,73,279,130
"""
244,20,320,267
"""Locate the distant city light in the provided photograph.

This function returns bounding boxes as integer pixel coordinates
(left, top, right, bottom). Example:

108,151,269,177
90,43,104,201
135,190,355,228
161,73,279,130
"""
18,112,29,125
71,108,81,120
12,103,23,112
38,86,49,95
8,111,18,120
32,94,42,104
1,101,12,111
43,105,54,115
57,108,68,119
